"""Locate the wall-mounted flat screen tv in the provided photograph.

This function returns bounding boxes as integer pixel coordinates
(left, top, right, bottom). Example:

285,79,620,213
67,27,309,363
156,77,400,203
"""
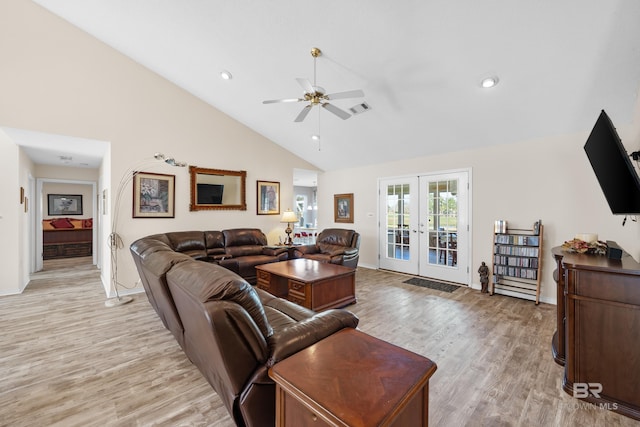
584,110,640,214
197,183,224,204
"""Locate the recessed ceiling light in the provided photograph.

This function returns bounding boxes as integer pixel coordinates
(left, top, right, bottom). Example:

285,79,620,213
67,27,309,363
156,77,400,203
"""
481,76,499,88
220,70,232,80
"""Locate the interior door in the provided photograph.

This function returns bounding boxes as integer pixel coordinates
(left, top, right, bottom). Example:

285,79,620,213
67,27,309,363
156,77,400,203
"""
379,171,470,284
419,172,469,284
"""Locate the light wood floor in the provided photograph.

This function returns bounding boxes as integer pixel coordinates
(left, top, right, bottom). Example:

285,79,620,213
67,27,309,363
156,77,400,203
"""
0,258,635,427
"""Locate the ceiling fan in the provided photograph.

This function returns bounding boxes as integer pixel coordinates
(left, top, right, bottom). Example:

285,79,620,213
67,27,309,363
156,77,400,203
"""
263,47,365,122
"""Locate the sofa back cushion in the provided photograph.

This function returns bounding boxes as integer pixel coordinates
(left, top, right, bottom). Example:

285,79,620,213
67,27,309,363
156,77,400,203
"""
165,231,207,260
130,235,193,349
205,231,226,257
167,261,273,338
223,229,267,257
317,228,356,248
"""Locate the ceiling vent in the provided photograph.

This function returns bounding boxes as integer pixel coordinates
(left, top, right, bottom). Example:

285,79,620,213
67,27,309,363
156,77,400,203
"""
349,102,371,115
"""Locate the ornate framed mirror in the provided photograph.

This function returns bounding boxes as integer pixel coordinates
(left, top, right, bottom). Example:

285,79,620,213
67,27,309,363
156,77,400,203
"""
189,166,247,211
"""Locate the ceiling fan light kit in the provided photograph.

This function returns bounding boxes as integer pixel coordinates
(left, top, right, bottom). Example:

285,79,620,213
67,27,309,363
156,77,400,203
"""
263,47,369,122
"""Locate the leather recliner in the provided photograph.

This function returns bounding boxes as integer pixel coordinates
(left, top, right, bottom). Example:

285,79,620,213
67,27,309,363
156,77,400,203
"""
292,228,361,268
166,260,358,427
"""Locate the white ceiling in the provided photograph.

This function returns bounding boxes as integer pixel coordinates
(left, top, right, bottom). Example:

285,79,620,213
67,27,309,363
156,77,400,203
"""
20,1,640,172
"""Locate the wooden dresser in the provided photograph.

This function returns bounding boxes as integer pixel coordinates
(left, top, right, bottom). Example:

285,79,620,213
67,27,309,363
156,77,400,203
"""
551,246,640,420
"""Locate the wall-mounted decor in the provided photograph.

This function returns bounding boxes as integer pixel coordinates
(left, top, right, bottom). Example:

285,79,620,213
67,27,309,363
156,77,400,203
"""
257,180,280,215
189,166,247,211
24,197,28,213
334,193,354,223
48,194,83,216
132,172,175,218
20,187,24,204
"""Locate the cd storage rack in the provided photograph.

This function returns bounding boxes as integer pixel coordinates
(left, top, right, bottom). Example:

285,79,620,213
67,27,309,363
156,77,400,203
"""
491,222,543,304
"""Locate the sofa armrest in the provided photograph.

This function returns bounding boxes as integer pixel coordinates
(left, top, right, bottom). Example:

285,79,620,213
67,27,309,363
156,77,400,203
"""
293,244,319,256
343,248,357,257
262,246,288,257
267,309,359,366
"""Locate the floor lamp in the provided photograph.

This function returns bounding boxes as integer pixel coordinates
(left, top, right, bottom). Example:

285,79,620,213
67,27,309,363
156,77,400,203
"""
106,153,187,308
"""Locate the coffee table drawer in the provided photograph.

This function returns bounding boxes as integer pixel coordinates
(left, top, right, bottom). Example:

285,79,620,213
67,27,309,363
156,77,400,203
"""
288,280,308,306
256,270,271,292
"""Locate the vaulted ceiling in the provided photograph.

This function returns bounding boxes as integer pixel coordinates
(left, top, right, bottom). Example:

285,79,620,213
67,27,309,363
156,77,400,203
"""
29,0,640,171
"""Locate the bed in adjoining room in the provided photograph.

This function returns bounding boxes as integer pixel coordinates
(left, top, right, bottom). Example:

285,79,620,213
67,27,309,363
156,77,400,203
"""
42,217,93,259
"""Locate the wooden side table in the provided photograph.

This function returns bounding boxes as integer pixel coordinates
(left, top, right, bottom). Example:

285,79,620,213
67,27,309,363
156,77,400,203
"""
269,328,437,426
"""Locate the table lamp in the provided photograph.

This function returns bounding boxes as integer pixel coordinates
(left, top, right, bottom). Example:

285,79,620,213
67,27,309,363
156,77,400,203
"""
280,209,298,245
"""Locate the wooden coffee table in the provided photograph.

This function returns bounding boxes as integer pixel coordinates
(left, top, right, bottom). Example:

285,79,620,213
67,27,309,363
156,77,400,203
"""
255,258,356,311
269,328,437,426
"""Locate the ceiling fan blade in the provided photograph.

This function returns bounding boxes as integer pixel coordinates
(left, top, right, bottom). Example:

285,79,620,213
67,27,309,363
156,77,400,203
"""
263,98,303,104
324,89,365,100
322,102,351,120
296,78,315,94
294,105,313,122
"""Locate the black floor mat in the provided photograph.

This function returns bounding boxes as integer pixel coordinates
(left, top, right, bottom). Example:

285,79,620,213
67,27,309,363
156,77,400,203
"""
403,277,460,293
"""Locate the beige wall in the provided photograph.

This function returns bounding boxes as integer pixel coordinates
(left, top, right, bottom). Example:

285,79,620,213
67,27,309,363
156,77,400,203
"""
317,102,640,304
0,130,21,295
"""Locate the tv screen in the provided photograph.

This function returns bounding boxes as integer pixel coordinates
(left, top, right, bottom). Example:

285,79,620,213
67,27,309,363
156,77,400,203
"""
197,183,224,204
584,110,640,214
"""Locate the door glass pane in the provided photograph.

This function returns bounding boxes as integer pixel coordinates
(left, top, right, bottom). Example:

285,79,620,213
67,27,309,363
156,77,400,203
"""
385,183,411,260
427,179,458,267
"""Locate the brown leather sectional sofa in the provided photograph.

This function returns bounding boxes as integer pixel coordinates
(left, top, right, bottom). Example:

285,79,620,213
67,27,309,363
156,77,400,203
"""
129,228,359,427
135,228,289,284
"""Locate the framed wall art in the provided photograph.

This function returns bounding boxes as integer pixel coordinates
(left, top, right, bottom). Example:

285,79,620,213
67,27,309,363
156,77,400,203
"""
132,172,175,218
48,194,83,216
257,180,280,215
334,193,354,223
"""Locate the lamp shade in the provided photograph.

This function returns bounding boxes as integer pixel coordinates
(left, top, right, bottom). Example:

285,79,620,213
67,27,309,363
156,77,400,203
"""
281,210,297,223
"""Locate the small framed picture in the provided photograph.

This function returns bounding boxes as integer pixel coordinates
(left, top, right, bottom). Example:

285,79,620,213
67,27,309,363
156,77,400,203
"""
257,180,280,215
20,187,24,204
132,172,175,218
334,193,354,223
48,194,83,215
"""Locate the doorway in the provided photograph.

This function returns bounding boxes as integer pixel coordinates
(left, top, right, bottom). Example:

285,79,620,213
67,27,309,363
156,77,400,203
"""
36,178,98,272
293,168,318,244
378,169,470,284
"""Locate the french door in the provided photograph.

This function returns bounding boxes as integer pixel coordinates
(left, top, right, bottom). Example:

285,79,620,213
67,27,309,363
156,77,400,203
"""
378,170,469,284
